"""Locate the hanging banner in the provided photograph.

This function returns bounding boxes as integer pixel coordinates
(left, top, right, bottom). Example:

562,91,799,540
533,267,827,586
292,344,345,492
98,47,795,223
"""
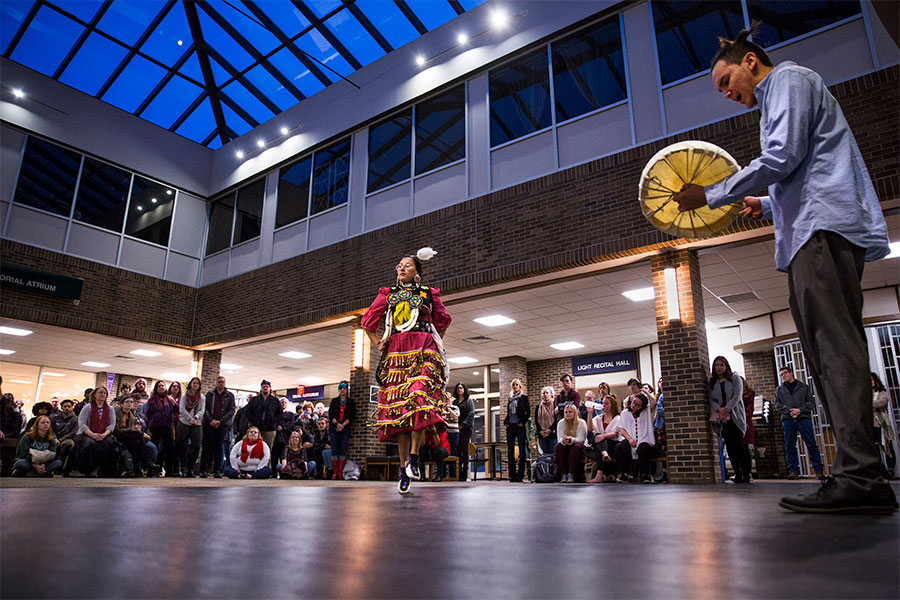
106,373,116,394
571,350,637,375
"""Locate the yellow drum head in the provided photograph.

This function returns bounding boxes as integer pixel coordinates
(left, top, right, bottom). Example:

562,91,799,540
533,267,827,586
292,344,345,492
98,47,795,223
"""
638,140,741,238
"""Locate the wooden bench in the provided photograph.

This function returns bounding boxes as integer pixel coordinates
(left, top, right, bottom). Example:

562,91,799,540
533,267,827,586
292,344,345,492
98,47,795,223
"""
420,456,460,481
364,456,401,481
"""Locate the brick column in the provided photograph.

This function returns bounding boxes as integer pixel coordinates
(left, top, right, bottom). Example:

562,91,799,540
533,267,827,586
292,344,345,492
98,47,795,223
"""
652,249,717,484
193,350,222,394
743,350,786,477
347,319,383,467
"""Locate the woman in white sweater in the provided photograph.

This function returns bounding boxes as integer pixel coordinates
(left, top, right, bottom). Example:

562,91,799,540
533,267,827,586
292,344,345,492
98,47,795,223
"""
554,404,587,483
614,393,656,483
225,426,272,479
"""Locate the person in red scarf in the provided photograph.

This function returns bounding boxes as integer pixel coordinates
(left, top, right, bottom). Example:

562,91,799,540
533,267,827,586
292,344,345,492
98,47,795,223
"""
225,426,272,479
66,387,117,477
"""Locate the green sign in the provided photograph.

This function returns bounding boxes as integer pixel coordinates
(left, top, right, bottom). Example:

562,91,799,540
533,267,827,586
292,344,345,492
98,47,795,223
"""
0,263,83,301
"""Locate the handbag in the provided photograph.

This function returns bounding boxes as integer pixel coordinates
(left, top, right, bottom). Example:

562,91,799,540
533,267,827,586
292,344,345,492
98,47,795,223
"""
29,448,56,464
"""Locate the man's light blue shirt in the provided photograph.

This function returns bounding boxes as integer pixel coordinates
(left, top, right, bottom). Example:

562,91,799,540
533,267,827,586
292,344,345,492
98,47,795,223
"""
705,61,889,272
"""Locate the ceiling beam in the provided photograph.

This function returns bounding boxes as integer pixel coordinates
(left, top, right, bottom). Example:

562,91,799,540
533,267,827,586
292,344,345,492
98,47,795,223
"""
290,0,363,70
341,0,393,54
52,0,115,79
183,0,230,144
393,0,428,35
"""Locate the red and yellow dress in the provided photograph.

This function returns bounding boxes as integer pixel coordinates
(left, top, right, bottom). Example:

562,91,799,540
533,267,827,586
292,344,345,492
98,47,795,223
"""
361,282,452,442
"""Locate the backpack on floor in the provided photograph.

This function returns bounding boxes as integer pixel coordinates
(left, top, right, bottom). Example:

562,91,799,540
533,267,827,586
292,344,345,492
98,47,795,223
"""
343,459,361,480
117,448,134,476
532,454,557,483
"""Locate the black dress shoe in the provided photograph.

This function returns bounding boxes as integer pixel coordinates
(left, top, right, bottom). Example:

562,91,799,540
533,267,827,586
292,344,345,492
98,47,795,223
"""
779,478,899,514
432,474,443,482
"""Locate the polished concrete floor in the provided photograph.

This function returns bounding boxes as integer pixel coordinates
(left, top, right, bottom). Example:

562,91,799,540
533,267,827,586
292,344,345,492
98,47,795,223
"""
1,479,898,599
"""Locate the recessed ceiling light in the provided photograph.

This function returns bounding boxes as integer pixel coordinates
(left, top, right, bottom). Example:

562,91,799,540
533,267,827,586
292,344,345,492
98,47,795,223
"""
622,287,655,302
130,349,162,357
551,342,584,351
0,326,33,336
448,356,478,365
256,139,265,148
236,151,244,159
81,361,110,368
136,205,143,211
220,363,243,370
415,55,426,66
12,88,24,98
470,387,485,393
9,379,32,384
43,372,67,377
474,315,516,327
491,368,500,373
177,39,183,46
0,349,15,355
885,241,900,259
472,371,480,375
279,351,311,359
489,8,509,29
280,126,289,135
151,198,157,204
457,32,468,45
166,190,173,195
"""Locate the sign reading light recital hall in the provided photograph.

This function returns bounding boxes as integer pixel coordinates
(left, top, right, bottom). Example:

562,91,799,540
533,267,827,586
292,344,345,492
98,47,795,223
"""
572,350,637,375
0,263,84,301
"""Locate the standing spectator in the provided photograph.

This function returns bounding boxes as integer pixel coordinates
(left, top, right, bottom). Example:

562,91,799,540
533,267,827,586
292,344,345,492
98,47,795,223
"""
673,26,894,513
328,381,356,480
555,404,586,483
225,426,271,479
654,378,667,482
452,383,475,480
871,372,896,477
272,397,296,472
444,398,461,470
314,403,326,419
615,392,657,483
308,415,332,479
555,374,582,419
244,380,281,453
24,402,53,432
418,425,450,482
587,395,622,483
176,377,204,477
503,379,530,482
113,383,132,405
709,357,751,484
51,399,78,467
67,387,117,477
200,376,235,478
598,382,611,400
534,386,557,456
0,393,15,444
114,394,146,478
49,397,60,418
145,380,179,477
13,416,61,477
277,431,310,480
742,377,756,446
133,379,149,408
774,366,825,480
73,388,93,417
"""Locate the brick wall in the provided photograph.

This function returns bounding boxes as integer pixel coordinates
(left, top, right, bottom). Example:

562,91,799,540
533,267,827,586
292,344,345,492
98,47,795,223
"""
347,320,388,469
652,250,717,484
743,350,786,477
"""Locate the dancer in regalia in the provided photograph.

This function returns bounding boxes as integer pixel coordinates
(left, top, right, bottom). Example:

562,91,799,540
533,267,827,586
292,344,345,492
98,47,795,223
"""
362,248,451,494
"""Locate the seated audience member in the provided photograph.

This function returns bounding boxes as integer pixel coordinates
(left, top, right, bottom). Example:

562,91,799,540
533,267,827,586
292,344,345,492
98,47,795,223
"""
587,395,623,483
24,402,54,431
0,393,23,441
308,415,332,479
51,399,78,467
73,388,93,417
555,404,587,483
13,415,61,477
114,394,147,478
314,402,326,419
273,397,296,471
67,387,118,477
614,392,657,483
418,424,451,482
277,431,311,480
176,377,204,478
201,375,235,479
225,426,272,479
297,401,316,435
130,398,159,476
534,386,558,455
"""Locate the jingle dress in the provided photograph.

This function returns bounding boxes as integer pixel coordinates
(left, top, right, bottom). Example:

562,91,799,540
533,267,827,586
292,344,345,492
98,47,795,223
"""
362,282,452,442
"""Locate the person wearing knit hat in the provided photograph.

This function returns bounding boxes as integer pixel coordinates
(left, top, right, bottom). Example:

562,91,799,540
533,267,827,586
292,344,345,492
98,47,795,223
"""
361,247,452,494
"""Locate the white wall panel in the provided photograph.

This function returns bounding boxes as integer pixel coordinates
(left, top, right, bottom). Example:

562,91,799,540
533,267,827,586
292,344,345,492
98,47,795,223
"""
119,237,166,278
165,252,200,286
272,221,307,264
413,163,466,216
557,103,631,168
365,185,409,232
229,238,260,276
201,252,230,286
0,126,25,203
768,19,873,85
490,130,554,190
739,315,773,344
168,191,207,258
6,205,66,251
772,310,797,337
66,223,119,265
308,205,348,251
863,286,899,319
